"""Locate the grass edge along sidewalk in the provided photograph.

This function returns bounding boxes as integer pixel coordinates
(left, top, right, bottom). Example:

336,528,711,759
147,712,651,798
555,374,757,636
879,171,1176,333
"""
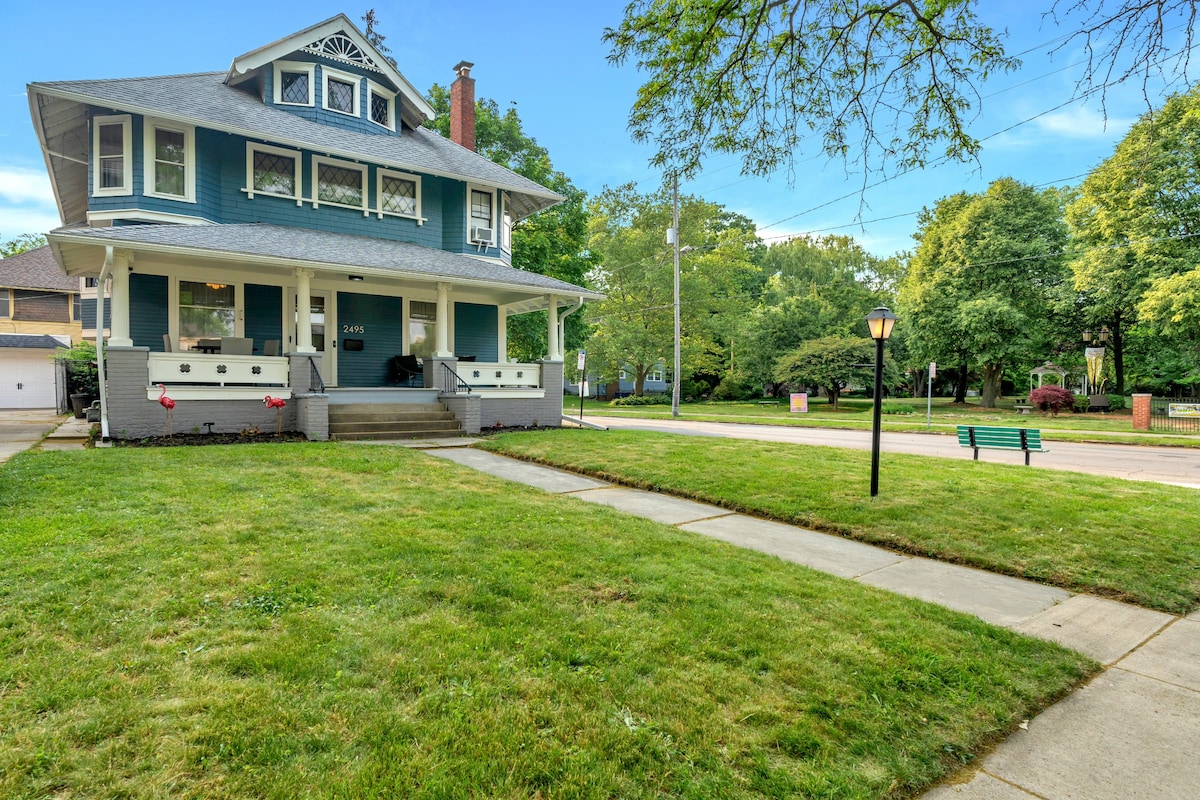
0,444,1094,799
479,429,1200,614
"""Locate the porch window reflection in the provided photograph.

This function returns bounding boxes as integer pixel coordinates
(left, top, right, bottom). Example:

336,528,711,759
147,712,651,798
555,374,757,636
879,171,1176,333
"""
179,280,235,351
409,300,436,358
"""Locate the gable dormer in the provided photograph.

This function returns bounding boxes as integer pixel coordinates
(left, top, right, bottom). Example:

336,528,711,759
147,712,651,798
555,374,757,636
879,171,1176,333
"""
224,14,433,134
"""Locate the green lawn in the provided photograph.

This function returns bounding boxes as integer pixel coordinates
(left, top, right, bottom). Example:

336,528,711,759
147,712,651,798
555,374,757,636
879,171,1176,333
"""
566,397,1200,447
0,444,1093,799
481,430,1200,613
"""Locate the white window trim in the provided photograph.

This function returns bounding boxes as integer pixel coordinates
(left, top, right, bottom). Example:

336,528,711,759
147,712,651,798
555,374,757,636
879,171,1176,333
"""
273,61,316,107
377,168,422,222
467,184,497,248
312,155,368,215
647,369,664,382
366,79,397,131
321,66,361,118
143,118,196,203
245,142,303,205
92,114,132,197
500,192,513,254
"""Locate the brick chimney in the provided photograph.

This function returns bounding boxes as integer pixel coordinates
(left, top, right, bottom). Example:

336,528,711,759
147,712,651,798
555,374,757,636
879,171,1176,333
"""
450,61,476,152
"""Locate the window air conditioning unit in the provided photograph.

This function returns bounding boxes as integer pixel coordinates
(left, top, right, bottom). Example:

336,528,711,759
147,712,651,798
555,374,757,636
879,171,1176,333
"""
471,226,495,245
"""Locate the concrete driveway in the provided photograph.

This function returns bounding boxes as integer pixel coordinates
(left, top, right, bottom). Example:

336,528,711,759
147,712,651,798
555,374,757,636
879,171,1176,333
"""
0,408,65,465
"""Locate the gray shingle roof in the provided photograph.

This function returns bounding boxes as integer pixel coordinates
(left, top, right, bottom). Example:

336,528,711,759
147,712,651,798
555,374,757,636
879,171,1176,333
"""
49,224,600,298
0,246,76,292
30,72,563,219
0,333,68,349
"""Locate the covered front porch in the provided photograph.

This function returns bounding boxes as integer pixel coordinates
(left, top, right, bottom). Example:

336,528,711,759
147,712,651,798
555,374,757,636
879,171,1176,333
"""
48,224,598,440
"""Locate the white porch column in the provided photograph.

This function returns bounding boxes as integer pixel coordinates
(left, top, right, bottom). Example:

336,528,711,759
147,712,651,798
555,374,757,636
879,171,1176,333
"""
295,268,315,353
108,249,133,347
546,295,560,361
496,304,508,363
435,282,452,357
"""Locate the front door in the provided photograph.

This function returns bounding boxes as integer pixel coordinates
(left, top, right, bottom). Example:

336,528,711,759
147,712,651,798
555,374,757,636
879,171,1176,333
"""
290,289,334,385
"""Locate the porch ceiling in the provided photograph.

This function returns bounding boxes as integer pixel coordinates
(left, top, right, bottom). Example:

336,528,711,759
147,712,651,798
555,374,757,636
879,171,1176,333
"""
47,223,603,309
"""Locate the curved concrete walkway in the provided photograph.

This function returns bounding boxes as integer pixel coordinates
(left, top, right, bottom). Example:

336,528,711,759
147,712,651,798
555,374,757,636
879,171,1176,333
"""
424,445,1200,800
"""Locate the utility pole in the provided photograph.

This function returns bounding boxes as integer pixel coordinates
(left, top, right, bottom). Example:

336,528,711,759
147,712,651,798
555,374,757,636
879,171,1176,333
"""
671,174,681,418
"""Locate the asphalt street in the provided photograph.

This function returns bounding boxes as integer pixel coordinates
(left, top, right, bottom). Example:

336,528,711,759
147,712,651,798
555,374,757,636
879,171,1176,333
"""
587,416,1200,489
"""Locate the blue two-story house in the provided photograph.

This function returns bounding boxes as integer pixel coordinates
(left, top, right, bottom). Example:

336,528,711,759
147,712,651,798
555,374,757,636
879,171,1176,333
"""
28,14,599,440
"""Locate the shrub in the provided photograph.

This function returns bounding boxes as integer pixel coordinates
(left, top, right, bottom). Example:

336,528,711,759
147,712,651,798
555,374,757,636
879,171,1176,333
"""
610,394,670,407
710,376,758,401
881,403,915,415
1072,394,1091,413
62,341,99,397
1106,394,1127,411
1029,385,1075,415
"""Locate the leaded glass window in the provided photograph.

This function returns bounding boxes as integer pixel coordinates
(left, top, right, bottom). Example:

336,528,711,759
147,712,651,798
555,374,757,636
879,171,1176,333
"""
280,71,309,104
253,150,296,197
153,128,186,197
381,175,416,216
317,162,364,207
98,123,125,189
370,92,390,127
327,78,354,114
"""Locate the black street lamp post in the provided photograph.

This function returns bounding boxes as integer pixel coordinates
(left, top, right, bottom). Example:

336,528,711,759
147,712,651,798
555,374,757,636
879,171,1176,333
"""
866,307,897,497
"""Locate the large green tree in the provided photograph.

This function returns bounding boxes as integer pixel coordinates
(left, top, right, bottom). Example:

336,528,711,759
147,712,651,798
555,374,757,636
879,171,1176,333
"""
774,336,877,410
1,234,47,258
585,184,761,395
739,235,897,393
426,86,594,360
605,1,1198,180
899,179,1069,407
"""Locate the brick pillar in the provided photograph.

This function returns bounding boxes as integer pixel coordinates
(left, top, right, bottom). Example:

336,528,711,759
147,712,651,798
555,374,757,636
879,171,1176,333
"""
1132,393,1152,430
450,61,476,152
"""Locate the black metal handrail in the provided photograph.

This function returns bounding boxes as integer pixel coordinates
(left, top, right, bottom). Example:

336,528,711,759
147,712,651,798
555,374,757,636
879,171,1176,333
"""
441,363,473,394
307,356,326,393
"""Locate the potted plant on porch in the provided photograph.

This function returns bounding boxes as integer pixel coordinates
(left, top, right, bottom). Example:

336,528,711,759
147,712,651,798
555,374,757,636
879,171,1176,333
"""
63,341,99,418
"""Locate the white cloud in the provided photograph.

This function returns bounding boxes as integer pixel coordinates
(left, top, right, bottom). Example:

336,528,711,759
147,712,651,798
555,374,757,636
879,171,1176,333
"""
0,205,62,238
1032,106,1136,140
0,166,55,205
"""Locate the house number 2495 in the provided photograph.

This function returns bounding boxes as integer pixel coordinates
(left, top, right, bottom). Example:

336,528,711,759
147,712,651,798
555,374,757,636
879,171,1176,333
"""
342,324,365,333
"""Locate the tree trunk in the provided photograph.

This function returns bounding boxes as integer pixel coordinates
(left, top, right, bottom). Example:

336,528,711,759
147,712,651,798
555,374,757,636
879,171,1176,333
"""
954,364,968,403
980,363,1004,408
1111,312,1124,396
828,386,839,410
635,367,646,397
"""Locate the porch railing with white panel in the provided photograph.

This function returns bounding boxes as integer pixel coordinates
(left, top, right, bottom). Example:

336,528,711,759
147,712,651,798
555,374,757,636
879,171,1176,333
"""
147,353,290,387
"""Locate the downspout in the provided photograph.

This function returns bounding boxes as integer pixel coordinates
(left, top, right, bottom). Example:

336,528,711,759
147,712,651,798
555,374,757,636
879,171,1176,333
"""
96,246,113,441
557,296,583,361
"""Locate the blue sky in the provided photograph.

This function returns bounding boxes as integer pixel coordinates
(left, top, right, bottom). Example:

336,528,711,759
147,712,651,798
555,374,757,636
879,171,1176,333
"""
0,1,1189,256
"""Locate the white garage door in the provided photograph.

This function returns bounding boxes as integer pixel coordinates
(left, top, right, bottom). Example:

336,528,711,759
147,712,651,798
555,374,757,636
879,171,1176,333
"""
0,348,60,408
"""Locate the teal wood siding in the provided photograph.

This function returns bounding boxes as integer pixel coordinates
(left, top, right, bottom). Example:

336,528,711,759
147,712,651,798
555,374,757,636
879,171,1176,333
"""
335,292,403,387
442,180,467,252
244,283,283,355
81,298,111,330
454,302,498,362
129,273,169,350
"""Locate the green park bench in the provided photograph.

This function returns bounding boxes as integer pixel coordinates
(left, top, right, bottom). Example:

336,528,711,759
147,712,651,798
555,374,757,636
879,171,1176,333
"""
956,425,1048,466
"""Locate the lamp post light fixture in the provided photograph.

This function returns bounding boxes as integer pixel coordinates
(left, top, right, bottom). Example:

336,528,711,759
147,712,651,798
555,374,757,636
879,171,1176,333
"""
865,306,897,497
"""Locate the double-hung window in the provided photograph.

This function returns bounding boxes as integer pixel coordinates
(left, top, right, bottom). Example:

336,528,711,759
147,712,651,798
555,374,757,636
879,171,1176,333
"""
408,300,437,358
273,61,315,106
313,156,367,213
378,169,421,220
322,67,360,117
500,193,513,253
246,143,302,203
468,186,495,246
0,289,10,319
92,114,132,196
144,119,195,202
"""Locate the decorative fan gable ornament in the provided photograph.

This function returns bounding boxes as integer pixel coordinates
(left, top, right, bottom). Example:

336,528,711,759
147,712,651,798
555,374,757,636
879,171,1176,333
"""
304,33,381,72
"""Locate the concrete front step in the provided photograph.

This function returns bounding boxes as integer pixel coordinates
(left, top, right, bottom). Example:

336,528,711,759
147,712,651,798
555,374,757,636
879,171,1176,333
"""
328,401,462,441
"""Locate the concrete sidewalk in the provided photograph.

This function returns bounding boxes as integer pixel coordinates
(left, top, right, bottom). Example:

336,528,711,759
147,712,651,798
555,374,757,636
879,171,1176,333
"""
428,446,1200,800
0,409,70,464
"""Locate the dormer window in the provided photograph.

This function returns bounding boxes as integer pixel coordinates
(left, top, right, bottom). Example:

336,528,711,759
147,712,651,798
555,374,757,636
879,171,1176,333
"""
273,61,315,106
322,67,360,117
367,80,396,131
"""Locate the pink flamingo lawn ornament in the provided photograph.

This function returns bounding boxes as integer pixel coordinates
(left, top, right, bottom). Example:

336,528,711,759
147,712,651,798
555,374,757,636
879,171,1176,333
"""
157,383,175,437
263,395,287,434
